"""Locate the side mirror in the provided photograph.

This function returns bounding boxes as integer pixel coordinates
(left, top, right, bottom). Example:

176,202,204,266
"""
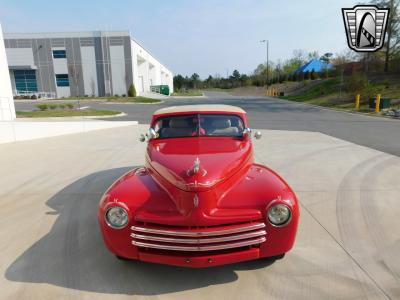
147,128,157,140
254,131,262,140
242,128,251,138
139,128,157,142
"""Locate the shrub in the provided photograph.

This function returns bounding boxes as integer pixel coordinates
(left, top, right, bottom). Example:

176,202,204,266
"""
122,94,126,97
66,104,74,109
58,104,66,109
49,104,58,110
31,95,37,99
128,84,136,97
36,104,48,111
114,94,119,97
347,73,377,100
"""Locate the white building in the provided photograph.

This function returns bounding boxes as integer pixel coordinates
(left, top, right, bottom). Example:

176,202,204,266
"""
4,30,173,98
0,23,15,121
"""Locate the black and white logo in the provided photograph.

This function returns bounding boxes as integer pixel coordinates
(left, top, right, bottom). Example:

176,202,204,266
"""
342,5,390,52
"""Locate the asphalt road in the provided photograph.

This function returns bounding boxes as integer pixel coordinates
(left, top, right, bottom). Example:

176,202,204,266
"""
15,91,400,156
1,125,399,299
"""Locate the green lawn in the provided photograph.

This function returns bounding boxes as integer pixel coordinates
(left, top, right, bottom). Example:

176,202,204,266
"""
283,78,340,102
17,109,121,118
280,77,400,116
171,90,203,96
106,97,161,103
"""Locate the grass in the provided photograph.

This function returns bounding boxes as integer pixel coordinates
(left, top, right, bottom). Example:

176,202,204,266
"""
107,96,161,103
171,90,203,96
283,78,340,102
16,109,120,118
280,76,400,116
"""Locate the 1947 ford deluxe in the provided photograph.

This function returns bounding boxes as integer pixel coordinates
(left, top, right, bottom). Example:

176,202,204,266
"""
98,104,299,267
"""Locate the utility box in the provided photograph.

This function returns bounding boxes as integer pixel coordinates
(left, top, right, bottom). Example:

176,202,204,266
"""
151,85,170,95
369,97,391,109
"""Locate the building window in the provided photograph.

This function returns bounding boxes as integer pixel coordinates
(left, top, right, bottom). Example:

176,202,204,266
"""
55,74,70,87
14,70,38,92
52,50,66,59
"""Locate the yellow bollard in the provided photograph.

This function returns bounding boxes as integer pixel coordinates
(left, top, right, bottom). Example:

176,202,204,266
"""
375,94,381,113
355,94,360,110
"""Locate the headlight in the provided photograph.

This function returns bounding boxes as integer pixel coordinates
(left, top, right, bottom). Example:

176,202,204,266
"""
267,204,291,226
105,206,129,229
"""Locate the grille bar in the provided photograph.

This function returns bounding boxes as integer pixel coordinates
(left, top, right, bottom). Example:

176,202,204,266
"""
131,222,265,237
132,236,266,251
131,229,266,244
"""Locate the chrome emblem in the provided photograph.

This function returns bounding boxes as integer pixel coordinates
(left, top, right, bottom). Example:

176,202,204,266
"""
342,5,389,52
193,157,200,174
187,157,207,177
193,194,199,207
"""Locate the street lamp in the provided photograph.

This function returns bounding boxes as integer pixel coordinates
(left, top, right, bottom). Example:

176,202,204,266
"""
260,40,269,85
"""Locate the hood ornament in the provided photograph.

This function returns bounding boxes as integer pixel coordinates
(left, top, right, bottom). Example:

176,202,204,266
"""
187,157,207,177
193,157,200,174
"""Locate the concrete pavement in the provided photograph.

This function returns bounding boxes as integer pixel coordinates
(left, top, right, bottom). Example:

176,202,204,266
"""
15,92,400,156
0,125,399,299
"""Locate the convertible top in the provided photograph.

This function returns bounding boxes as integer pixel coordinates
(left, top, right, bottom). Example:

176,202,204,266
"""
154,104,246,116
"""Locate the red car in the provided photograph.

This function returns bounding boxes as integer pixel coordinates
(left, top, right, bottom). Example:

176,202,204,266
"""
98,104,299,267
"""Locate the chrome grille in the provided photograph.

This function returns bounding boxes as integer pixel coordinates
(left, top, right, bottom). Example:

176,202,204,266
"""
131,222,266,252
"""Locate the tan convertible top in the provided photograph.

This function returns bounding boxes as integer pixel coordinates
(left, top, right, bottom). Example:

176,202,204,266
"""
154,104,246,115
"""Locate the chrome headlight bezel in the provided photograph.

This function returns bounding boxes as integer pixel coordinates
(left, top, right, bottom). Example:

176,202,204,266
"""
267,203,291,226
105,206,129,229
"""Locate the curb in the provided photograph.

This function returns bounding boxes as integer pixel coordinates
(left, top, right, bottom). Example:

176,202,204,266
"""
105,100,164,105
16,112,128,121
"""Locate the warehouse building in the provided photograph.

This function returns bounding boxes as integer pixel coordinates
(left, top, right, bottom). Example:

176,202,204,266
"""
0,24,15,121
4,30,173,98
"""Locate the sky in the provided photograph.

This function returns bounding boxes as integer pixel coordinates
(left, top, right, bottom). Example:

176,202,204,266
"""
0,0,360,78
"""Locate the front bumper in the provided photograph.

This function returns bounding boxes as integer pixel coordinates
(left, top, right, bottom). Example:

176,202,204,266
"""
136,247,261,268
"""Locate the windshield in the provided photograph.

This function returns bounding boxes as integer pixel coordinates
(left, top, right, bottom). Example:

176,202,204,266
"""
153,114,244,139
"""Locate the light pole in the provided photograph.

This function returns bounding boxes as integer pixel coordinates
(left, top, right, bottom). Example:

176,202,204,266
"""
260,40,269,85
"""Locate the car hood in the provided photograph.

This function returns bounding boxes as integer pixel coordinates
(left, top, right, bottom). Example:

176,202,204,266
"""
146,137,252,192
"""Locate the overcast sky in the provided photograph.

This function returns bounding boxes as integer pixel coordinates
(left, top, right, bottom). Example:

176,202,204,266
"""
0,0,360,78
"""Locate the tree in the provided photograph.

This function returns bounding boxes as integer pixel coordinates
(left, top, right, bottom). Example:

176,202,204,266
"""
369,0,400,71
308,51,319,60
68,64,80,96
231,69,240,80
90,78,96,96
190,73,200,89
128,83,136,97
173,74,185,90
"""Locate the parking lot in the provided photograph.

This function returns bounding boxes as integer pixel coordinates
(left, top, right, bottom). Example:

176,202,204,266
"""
1,121,399,299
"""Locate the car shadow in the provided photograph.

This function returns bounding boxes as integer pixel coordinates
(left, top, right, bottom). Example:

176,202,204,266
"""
5,167,275,295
